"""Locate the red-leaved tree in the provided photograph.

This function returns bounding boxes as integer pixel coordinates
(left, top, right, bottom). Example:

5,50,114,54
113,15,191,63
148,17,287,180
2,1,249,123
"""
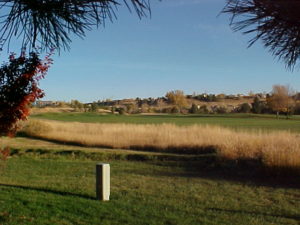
0,52,53,137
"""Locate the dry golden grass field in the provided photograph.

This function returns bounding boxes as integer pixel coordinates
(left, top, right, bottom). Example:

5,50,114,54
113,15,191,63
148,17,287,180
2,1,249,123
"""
20,119,300,174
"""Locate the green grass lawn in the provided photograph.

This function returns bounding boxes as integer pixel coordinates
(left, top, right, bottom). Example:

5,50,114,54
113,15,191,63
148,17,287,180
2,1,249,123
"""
2,113,298,224
31,112,300,132
0,145,300,225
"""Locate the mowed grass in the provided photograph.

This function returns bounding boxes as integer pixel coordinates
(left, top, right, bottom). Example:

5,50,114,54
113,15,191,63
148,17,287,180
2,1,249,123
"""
31,112,300,132
1,112,298,224
1,148,300,225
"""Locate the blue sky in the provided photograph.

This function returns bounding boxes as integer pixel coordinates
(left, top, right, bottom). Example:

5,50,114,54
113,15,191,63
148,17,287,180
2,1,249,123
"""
5,0,300,102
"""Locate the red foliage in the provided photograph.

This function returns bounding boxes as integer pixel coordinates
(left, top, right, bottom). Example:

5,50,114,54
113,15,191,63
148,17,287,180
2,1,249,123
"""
0,147,10,161
0,52,53,136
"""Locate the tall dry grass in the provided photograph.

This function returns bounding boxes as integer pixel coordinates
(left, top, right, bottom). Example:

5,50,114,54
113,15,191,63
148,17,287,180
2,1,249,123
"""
21,119,300,171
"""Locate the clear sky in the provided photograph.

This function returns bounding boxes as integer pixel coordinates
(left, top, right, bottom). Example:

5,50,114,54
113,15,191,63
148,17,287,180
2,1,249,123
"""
6,0,300,102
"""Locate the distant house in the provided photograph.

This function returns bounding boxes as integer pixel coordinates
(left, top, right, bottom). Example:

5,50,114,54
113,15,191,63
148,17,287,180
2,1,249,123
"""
226,94,237,99
35,101,57,107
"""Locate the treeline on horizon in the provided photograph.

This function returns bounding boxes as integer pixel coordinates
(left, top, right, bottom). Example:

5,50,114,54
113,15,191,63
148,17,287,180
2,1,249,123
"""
35,85,300,117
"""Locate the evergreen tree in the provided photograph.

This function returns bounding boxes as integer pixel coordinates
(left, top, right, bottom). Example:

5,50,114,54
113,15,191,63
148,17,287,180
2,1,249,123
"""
251,97,263,114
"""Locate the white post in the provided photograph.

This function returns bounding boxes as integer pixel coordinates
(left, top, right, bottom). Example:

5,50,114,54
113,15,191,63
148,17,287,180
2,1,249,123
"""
96,163,110,201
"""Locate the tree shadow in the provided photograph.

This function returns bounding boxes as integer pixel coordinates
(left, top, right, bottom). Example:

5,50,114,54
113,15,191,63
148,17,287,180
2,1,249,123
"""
206,207,300,221
16,133,218,155
0,183,95,200
143,156,300,189
10,135,300,189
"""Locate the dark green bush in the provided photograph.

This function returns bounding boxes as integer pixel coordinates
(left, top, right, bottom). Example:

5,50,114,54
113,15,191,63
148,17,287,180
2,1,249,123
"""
189,104,198,114
238,103,251,113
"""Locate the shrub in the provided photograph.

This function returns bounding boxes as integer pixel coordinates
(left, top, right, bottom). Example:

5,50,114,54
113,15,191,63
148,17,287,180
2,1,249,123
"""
216,106,228,114
89,102,98,112
165,90,187,108
111,107,116,114
199,105,209,114
252,97,263,113
0,147,10,161
162,107,172,113
238,103,251,113
117,108,126,115
125,104,139,114
140,103,149,113
189,104,198,114
294,103,300,115
147,107,156,113
171,106,180,114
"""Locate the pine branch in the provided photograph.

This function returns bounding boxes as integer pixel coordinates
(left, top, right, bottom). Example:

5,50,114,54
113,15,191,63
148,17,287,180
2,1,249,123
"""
223,0,300,70
0,0,151,52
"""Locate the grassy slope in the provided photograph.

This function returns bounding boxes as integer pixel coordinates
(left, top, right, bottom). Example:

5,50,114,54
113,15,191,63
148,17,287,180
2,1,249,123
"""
1,149,300,225
31,113,300,132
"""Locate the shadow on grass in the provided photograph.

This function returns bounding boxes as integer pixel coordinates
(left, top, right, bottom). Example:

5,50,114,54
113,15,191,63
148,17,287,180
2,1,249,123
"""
0,183,95,200
10,136,300,189
142,157,300,189
206,207,300,221
137,113,296,120
9,147,216,163
16,132,217,155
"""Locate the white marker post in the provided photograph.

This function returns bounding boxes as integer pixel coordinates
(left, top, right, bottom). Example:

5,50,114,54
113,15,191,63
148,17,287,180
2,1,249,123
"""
96,163,110,201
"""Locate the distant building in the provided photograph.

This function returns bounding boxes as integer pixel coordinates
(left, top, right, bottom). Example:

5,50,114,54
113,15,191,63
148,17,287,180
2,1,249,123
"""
35,101,57,107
